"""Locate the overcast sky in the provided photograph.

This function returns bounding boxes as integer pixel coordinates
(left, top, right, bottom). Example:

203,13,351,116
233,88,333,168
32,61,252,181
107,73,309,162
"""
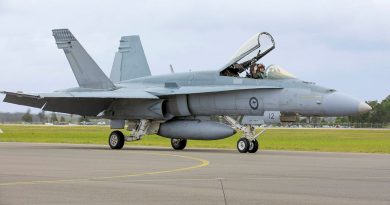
0,0,389,113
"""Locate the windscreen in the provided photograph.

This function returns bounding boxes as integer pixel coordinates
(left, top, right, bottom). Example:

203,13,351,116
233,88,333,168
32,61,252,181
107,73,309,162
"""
265,65,296,79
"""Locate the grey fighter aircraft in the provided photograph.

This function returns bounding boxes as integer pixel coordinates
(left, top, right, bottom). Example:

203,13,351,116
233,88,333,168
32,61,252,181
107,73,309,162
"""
1,29,372,153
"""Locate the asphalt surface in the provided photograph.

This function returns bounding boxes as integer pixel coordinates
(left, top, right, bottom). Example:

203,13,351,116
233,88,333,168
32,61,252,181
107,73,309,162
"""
0,143,389,205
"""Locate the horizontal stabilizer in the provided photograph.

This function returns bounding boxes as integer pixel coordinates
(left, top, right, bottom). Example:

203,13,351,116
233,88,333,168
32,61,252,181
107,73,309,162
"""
1,91,45,108
52,29,115,90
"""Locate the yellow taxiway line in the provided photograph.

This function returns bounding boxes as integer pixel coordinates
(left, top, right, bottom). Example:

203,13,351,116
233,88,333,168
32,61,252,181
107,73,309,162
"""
0,152,210,186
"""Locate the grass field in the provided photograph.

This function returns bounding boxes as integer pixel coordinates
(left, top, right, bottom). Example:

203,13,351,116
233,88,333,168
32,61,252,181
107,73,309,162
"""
0,125,390,153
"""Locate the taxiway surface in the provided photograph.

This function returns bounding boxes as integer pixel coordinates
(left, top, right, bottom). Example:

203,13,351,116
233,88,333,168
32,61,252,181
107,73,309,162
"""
0,143,389,205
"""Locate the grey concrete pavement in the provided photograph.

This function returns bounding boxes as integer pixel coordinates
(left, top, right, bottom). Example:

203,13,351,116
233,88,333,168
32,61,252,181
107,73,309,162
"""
0,142,389,205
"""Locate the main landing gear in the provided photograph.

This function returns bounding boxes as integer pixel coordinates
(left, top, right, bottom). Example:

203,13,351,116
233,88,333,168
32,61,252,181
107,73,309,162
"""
109,129,188,151
171,138,187,150
109,130,125,149
108,120,151,150
108,119,188,151
224,116,265,153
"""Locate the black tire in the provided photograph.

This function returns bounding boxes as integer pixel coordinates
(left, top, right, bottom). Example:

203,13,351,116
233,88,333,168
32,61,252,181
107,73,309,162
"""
171,138,187,150
109,130,125,149
237,138,250,153
248,139,259,153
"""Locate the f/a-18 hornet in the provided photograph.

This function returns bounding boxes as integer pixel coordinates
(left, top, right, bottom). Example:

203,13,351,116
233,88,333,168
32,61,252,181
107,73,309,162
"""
2,29,372,153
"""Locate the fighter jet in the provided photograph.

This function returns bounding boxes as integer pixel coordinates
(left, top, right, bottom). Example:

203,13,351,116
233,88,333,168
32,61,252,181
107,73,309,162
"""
1,29,372,153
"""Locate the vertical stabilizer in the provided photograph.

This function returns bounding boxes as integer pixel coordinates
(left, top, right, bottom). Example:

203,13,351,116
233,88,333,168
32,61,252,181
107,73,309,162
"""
110,36,151,83
52,29,115,90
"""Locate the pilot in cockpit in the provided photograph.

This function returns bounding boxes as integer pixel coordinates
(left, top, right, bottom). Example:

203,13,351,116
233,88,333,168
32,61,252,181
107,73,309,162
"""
220,32,275,79
250,63,265,79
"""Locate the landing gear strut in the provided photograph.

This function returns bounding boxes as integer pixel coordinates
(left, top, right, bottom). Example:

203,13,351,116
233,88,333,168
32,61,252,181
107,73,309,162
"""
224,116,265,153
108,120,152,150
171,138,187,150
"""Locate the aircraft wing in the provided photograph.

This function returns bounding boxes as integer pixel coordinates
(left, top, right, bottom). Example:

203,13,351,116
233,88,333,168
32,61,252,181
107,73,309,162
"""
1,90,158,116
145,85,282,96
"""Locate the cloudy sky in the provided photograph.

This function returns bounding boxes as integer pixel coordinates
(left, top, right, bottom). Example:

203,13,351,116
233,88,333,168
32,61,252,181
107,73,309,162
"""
0,0,389,113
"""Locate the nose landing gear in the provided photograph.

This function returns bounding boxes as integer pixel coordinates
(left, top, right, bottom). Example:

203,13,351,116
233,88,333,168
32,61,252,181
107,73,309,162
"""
237,138,259,153
237,138,250,153
224,116,265,153
248,139,259,153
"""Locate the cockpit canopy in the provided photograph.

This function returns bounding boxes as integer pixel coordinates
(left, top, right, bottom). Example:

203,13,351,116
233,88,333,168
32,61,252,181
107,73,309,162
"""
223,33,263,68
219,32,276,78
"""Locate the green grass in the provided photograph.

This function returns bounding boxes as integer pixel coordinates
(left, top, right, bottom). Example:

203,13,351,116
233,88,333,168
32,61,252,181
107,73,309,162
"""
0,125,390,153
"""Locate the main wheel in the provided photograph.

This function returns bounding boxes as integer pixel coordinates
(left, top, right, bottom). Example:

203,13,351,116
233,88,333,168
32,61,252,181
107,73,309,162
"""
248,139,259,153
171,138,187,150
109,130,125,149
237,138,250,153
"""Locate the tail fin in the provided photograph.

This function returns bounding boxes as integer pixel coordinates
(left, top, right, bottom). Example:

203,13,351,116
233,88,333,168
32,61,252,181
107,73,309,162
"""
52,29,115,90
110,35,151,83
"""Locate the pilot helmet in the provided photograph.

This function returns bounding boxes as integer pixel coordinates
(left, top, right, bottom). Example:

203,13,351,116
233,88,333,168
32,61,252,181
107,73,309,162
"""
257,63,265,71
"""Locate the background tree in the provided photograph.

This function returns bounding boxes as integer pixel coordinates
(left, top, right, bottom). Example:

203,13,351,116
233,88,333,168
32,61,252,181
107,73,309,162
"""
335,116,349,124
78,116,90,123
383,95,390,123
21,109,33,123
309,116,321,124
37,110,46,124
50,112,58,123
60,116,66,123
299,118,308,123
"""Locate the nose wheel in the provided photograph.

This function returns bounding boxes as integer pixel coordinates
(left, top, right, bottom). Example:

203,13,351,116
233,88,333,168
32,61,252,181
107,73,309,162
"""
237,138,259,153
237,138,250,153
248,139,259,153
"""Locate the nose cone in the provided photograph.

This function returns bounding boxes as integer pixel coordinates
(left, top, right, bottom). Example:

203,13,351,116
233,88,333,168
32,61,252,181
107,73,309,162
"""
358,102,372,114
322,92,371,116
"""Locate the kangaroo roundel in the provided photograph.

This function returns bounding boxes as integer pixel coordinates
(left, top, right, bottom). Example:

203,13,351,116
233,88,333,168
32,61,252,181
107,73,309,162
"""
249,97,259,110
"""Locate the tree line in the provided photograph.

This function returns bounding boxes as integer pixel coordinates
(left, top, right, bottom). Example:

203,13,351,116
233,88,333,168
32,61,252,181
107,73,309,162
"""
21,110,68,123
